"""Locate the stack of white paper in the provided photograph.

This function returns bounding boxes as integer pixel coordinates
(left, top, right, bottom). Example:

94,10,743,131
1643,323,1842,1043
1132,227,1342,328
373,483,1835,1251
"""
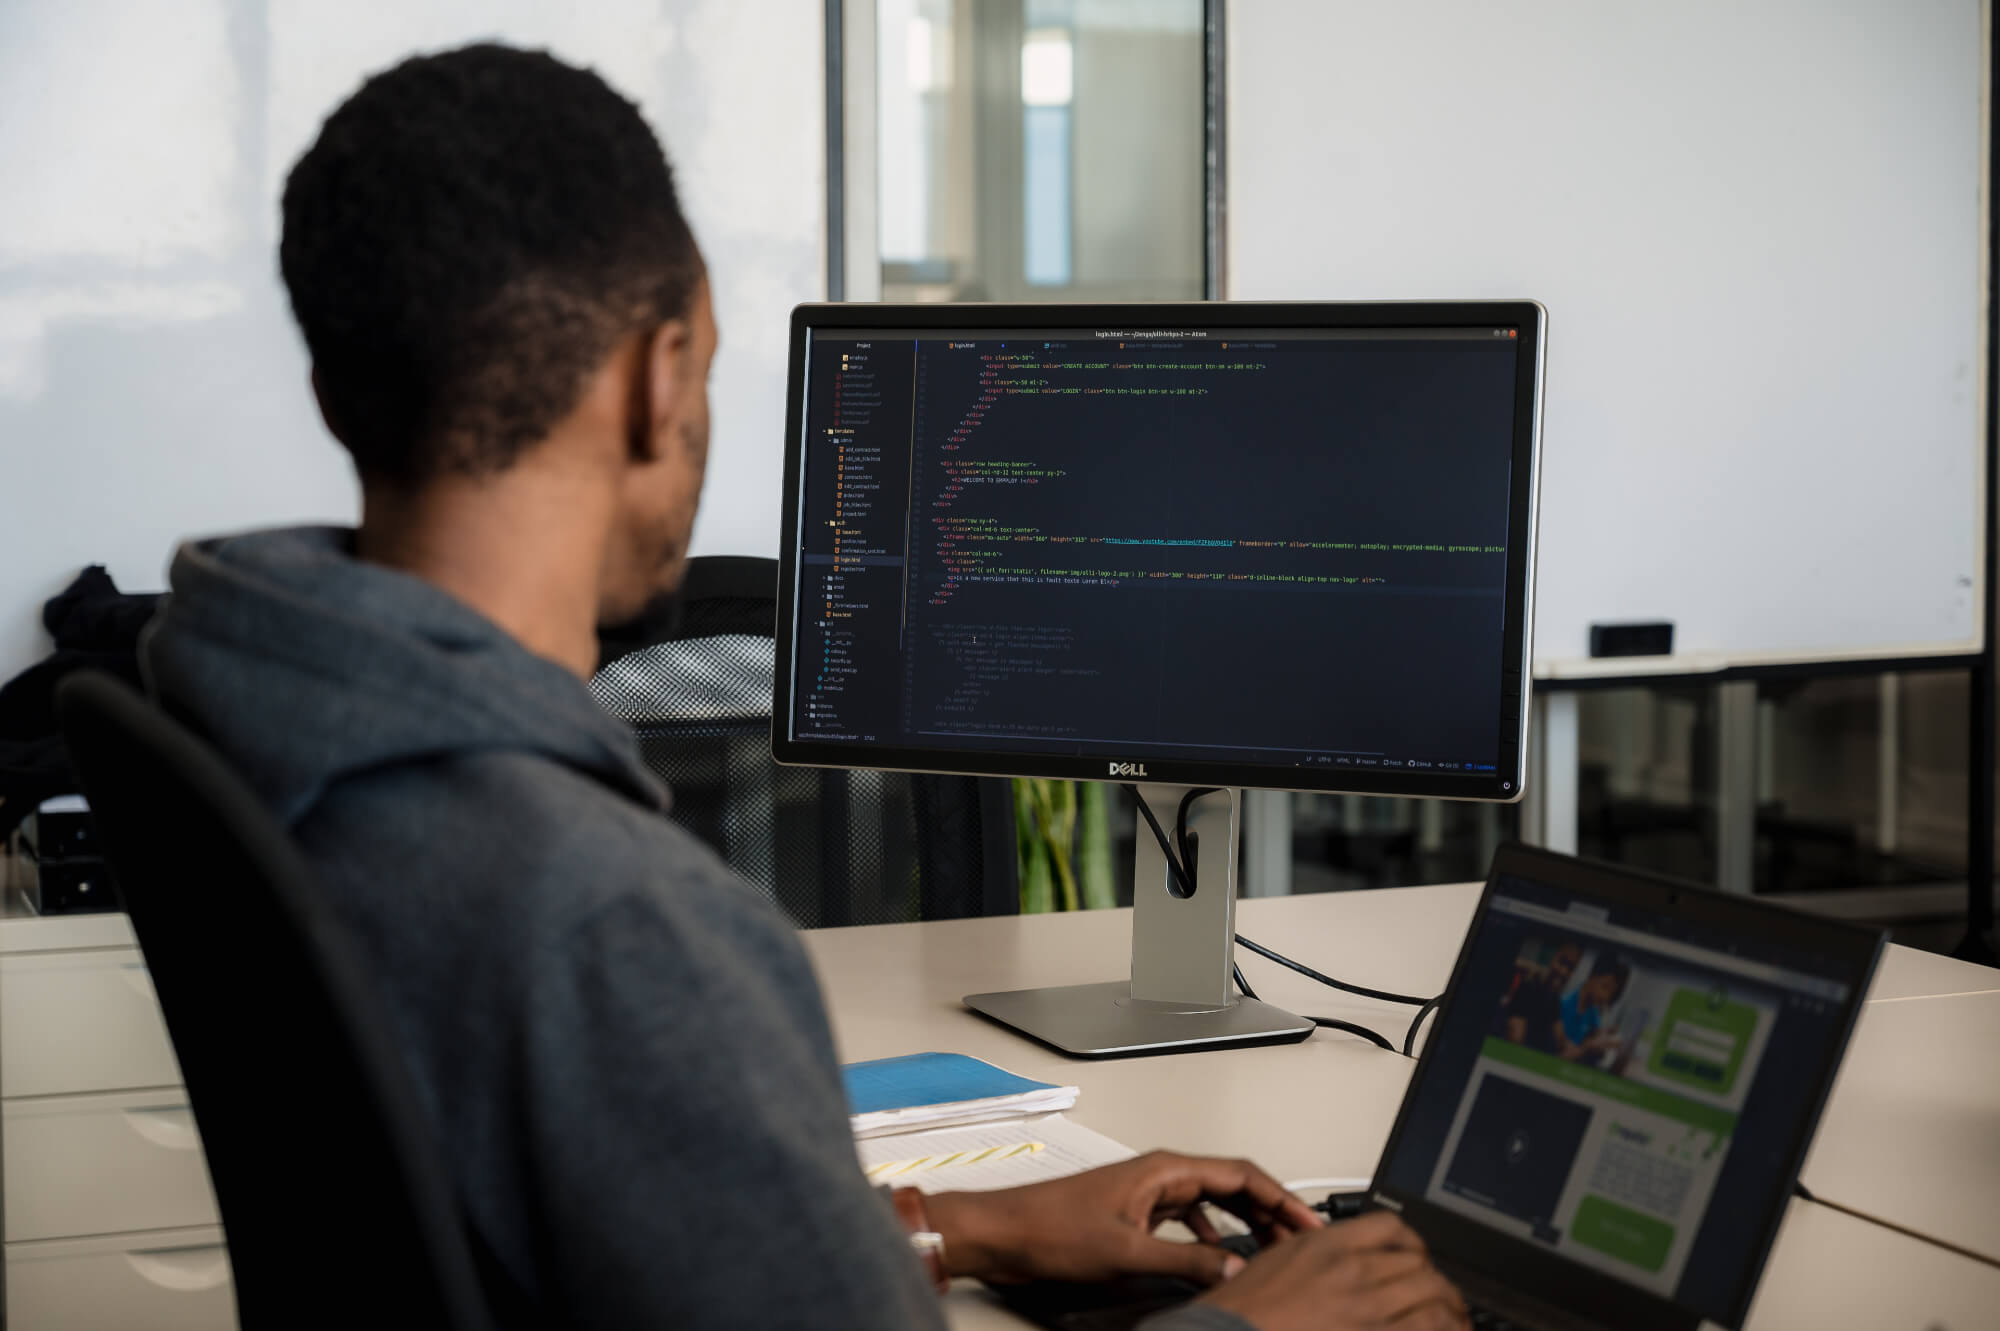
856,1113,1134,1191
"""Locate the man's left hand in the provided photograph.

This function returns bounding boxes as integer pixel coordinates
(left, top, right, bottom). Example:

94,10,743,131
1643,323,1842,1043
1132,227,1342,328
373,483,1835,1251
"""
922,1150,1323,1287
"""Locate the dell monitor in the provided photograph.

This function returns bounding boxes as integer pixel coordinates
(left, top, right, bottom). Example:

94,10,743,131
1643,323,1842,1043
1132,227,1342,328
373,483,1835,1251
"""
774,301,1546,1055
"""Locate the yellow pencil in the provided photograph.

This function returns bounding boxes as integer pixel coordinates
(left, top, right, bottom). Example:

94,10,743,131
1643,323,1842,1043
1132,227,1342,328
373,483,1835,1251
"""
865,1141,1047,1180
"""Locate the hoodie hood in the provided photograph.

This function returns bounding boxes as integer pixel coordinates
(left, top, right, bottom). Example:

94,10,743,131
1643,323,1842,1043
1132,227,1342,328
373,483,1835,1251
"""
144,526,664,827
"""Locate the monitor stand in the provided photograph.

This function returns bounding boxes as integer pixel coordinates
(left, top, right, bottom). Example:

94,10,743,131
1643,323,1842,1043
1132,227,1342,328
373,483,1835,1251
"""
965,785,1314,1057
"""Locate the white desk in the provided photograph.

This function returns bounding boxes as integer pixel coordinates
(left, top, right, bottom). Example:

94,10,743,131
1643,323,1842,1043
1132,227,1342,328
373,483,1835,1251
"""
1803,987,2000,1265
1861,942,2000,1003
802,886,2000,1331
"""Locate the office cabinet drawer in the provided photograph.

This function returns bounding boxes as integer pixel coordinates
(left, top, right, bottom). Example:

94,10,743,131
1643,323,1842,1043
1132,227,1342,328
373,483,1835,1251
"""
0,948,182,1097
7,1226,235,1331
4,1090,220,1241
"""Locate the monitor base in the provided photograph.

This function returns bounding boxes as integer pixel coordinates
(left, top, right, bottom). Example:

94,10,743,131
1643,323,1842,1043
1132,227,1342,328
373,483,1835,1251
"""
964,980,1314,1058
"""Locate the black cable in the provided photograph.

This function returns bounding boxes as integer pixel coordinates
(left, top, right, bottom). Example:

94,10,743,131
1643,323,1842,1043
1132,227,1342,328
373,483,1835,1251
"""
1231,934,1432,1007
1784,1179,2000,1271
1127,784,1438,1016
1132,791,1179,889
1313,1191,1377,1221
1307,1016,1395,1051
1173,786,1212,886
1247,959,1428,1058
1403,995,1444,1057
1131,785,1221,899
1228,892,1404,1058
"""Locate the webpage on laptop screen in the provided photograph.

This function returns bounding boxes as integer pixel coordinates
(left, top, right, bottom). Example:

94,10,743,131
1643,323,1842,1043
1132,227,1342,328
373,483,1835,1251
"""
1381,876,1853,1317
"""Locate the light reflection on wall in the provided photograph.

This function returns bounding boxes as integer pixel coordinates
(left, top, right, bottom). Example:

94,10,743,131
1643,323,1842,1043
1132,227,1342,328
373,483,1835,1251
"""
0,0,244,408
0,0,822,676
0,0,239,269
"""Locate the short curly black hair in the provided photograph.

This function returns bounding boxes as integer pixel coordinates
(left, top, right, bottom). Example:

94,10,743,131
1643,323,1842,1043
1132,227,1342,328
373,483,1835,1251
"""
280,44,700,485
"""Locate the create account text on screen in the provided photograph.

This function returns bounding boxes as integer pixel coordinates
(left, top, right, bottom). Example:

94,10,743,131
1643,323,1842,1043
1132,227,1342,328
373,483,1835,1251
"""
787,326,1520,777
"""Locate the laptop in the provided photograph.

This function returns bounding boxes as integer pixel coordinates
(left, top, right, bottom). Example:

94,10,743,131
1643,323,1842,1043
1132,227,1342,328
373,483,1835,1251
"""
995,843,1884,1331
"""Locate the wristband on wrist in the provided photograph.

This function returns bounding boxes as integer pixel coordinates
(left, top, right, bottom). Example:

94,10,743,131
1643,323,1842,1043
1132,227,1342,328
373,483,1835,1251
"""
889,1186,950,1293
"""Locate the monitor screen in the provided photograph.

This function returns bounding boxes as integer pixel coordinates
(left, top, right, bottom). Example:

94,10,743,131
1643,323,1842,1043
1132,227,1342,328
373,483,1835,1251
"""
773,303,1544,799
1375,859,1874,1326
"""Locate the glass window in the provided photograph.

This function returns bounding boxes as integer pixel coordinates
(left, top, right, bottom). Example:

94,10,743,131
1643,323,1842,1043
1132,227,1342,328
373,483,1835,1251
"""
871,0,1204,304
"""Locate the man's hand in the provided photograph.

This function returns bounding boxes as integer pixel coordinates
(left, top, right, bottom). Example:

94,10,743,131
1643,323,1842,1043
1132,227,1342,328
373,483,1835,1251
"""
922,1150,1322,1286
1194,1211,1469,1331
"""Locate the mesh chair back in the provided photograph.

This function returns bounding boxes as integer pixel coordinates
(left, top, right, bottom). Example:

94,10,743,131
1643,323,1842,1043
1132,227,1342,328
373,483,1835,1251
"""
592,557,1016,926
54,672,493,1331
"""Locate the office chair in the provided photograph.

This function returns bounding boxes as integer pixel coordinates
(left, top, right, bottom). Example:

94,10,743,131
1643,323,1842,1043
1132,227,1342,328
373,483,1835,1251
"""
54,671,494,1331
592,555,1019,927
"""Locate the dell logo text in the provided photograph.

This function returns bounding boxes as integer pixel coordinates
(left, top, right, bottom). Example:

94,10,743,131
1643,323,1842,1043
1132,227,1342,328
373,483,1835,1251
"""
1108,761,1148,777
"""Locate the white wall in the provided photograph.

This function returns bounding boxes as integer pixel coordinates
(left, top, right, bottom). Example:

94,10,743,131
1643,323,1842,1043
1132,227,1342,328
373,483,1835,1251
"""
0,0,823,679
1227,0,1988,672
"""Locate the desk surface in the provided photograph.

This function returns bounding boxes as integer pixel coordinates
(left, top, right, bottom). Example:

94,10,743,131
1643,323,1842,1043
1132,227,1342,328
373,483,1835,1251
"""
802,885,2000,1331
806,890,1460,1189
1804,987,2000,1264
806,884,1995,1185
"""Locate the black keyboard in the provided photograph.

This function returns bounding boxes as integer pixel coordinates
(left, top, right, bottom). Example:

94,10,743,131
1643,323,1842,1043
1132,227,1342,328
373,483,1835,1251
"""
994,1283,1535,1331
989,1230,1541,1331
987,1234,1260,1331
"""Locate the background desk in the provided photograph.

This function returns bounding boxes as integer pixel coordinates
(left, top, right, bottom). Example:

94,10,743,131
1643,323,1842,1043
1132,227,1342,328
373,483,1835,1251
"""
1804,986,2000,1265
802,886,2000,1331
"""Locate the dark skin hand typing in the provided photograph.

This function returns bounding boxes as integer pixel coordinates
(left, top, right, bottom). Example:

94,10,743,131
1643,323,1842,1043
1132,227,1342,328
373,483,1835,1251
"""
924,1150,1469,1330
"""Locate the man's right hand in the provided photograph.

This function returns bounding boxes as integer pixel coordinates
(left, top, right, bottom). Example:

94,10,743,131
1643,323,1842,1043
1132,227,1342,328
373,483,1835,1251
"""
1190,1211,1469,1331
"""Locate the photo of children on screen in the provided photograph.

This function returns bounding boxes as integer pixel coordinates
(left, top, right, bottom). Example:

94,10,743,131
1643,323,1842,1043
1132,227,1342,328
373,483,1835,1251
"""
1494,939,1639,1070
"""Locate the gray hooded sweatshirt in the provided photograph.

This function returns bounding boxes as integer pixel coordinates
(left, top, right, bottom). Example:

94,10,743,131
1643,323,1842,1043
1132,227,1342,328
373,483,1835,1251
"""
144,527,1246,1331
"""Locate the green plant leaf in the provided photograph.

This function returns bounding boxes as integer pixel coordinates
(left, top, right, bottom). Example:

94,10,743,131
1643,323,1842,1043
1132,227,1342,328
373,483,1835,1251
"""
1015,779,1055,913
1078,781,1116,910
1030,779,1080,912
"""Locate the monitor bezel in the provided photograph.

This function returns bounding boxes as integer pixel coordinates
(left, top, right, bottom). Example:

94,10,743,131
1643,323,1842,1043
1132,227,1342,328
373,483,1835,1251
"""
1370,843,1885,1331
771,300,1545,801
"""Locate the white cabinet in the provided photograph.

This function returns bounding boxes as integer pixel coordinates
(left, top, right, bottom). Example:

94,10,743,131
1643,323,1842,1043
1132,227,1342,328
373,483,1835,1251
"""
5,1091,222,1241
6,1227,233,1331
0,948,181,1097
0,910,236,1329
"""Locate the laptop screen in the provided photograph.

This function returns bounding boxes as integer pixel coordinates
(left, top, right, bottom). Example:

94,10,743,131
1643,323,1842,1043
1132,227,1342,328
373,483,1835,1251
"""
1375,864,1866,1324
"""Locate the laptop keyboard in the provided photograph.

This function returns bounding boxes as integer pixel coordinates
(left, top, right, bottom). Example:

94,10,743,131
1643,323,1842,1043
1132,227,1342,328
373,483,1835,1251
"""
989,1229,1542,1331
992,1284,1535,1331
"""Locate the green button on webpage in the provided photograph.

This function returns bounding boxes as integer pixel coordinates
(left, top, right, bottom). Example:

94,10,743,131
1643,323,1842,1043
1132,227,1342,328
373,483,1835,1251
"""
1570,1195,1674,1272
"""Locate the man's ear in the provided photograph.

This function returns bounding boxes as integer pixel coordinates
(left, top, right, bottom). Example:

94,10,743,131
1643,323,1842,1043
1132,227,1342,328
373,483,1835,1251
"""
629,317,693,465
